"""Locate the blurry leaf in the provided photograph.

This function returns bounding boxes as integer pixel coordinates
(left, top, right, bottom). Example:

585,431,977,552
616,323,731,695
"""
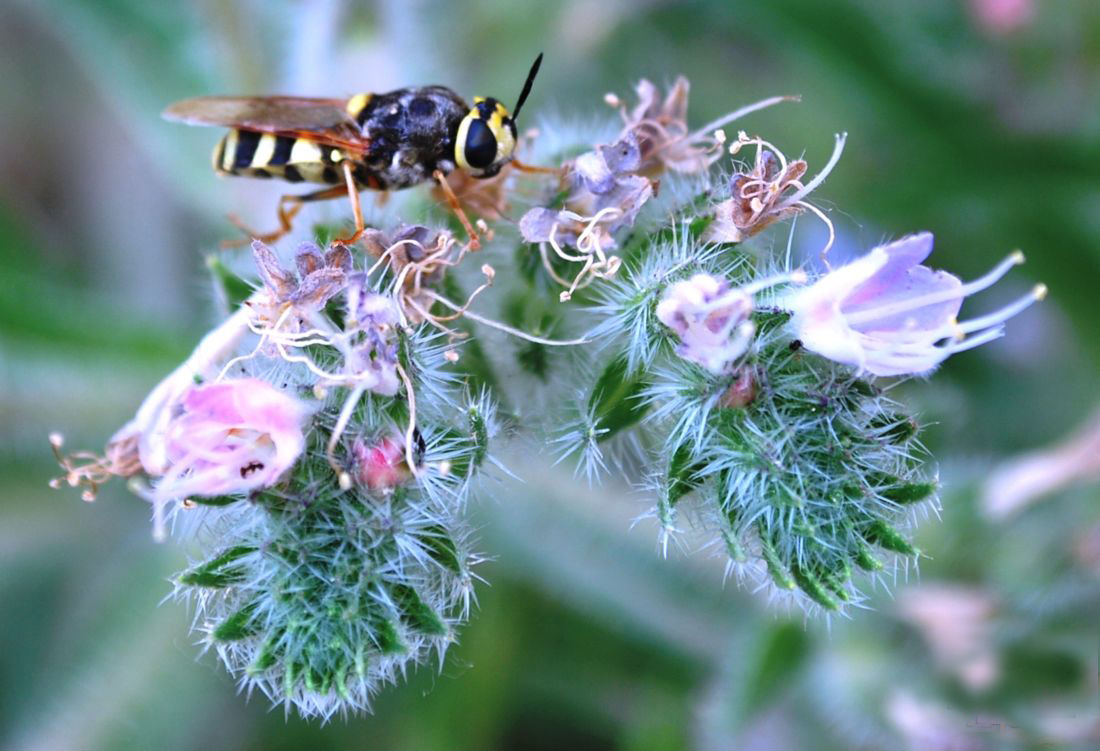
589,355,650,438
737,621,811,723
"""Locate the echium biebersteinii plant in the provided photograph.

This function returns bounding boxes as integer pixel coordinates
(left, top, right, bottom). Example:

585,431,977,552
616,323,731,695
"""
51,70,1047,717
511,76,1045,611
52,231,500,718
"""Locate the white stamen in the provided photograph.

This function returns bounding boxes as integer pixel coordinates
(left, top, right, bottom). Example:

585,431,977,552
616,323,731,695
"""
688,95,800,143
742,269,808,295
952,285,1046,337
844,252,1025,328
777,132,846,210
423,291,589,346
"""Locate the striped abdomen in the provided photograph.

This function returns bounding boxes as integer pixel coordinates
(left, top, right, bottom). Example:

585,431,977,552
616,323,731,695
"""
213,129,351,185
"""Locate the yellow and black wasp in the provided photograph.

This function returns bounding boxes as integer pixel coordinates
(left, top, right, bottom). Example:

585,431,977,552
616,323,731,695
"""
163,54,545,247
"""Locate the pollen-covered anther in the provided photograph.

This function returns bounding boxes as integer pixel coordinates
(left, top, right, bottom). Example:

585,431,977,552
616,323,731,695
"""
444,349,460,363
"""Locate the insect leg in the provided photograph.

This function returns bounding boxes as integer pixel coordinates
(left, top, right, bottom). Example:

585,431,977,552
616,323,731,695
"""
433,169,481,251
510,157,563,175
223,187,348,248
332,160,366,245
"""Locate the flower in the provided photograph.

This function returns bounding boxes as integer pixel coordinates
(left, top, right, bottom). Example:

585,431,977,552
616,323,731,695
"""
519,132,654,300
344,277,403,396
657,274,755,373
970,0,1035,35
657,271,805,374
153,378,310,506
896,584,1000,692
982,407,1100,519
252,240,352,311
786,232,1045,377
703,132,846,254
607,77,797,174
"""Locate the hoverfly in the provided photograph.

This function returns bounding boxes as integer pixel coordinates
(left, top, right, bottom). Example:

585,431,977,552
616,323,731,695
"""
163,54,545,247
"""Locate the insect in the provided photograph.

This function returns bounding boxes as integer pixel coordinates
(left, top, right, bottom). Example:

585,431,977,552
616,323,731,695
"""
163,54,545,247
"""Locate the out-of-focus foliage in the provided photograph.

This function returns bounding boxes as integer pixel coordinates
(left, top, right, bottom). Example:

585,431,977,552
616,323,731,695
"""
3,0,1099,748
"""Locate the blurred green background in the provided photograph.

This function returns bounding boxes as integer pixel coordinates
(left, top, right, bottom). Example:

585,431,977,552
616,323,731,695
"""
3,0,1099,749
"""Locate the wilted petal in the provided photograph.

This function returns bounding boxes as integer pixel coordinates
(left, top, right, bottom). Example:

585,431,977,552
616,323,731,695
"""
660,76,690,124
361,228,391,259
596,135,642,177
572,150,616,195
324,243,353,273
252,240,297,301
291,268,348,310
294,241,326,277
519,207,571,244
628,78,661,123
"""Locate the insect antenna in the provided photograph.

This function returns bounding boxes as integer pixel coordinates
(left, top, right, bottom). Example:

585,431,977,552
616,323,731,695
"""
511,52,543,123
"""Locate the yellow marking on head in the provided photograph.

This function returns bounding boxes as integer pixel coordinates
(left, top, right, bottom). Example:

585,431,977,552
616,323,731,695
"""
251,134,277,168
455,100,516,174
455,114,475,171
289,139,324,164
487,103,516,165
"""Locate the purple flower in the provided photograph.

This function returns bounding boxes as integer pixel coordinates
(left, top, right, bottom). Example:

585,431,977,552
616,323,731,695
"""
344,277,402,396
657,271,805,374
787,232,1045,377
519,132,654,300
657,274,755,373
153,378,309,504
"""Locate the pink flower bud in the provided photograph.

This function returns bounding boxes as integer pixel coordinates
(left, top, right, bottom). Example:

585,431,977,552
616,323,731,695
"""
353,435,410,492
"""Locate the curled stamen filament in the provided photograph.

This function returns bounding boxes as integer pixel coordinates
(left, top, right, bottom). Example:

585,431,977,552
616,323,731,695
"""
776,132,847,211
423,291,590,346
545,207,625,300
394,362,422,477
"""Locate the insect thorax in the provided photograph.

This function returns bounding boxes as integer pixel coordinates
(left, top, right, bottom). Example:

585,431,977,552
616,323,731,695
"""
350,86,468,189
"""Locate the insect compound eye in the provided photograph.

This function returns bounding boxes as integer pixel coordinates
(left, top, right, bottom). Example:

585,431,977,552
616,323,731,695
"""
463,118,498,170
